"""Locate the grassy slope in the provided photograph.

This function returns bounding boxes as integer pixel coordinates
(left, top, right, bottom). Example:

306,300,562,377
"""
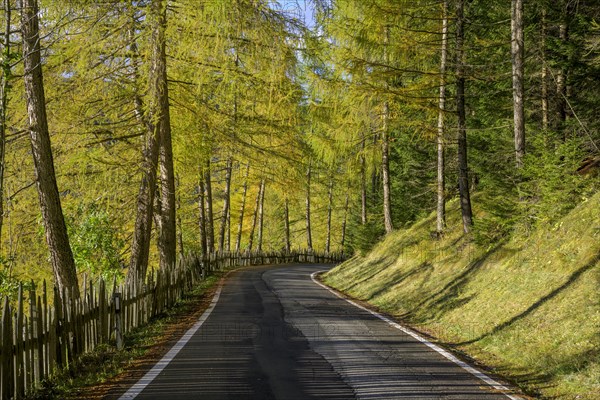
323,193,600,399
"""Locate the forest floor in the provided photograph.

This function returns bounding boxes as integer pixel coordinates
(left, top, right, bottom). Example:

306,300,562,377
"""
323,193,600,400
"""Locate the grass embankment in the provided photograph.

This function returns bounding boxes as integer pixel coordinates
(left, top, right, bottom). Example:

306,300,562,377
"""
323,193,600,399
27,275,222,399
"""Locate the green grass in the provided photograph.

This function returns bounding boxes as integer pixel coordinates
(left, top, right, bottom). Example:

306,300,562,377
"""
323,193,600,399
26,274,221,400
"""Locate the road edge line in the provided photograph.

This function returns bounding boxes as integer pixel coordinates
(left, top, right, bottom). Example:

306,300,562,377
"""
117,284,223,399
310,271,523,400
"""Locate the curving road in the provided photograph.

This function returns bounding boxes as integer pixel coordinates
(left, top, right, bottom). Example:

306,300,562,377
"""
116,264,520,400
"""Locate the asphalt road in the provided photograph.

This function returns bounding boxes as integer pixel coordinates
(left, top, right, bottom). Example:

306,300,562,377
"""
118,264,519,400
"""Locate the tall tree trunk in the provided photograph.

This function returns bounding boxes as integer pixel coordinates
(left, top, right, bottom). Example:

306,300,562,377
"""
218,157,233,252
436,0,448,235
556,25,567,129
341,192,350,252
555,2,574,135
226,205,231,252
325,179,333,254
0,0,10,248
512,0,525,168
235,163,249,252
382,26,393,234
21,0,79,297
360,134,367,225
456,0,474,233
305,163,313,252
204,159,214,253
198,170,207,256
541,8,549,131
247,179,263,251
151,0,177,272
284,197,291,253
257,180,265,252
176,175,184,259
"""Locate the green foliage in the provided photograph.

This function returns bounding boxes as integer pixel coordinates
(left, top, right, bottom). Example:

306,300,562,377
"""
346,219,385,256
520,135,599,226
66,203,125,281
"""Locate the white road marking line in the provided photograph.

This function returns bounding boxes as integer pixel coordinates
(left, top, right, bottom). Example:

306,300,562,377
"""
118,285,223,399
310,271,523,400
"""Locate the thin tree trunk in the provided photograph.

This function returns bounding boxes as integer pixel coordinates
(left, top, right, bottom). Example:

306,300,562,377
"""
21,0,79,297
151,0,177,272
235,163,249,252
218,157,233,252
456,0,474,233
541,8,549,131
512,0,525,168
284,197,291,253
257,179,265,252
325,179,333,254
247,179,263,251
382,104,393,234
305,163,313,252
0,0,10,248
198,170,207,256
176,175,184,259
436,0,448,235
360,134,367,225
382,26,393,234
226,204,231,252
556,24,568,130
341,192,349,251
205,159,214,253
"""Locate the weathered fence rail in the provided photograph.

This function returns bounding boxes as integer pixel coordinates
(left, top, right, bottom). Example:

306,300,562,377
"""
0,249,344,399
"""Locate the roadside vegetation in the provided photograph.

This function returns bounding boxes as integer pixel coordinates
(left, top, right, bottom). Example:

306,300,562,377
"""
324,192,600,399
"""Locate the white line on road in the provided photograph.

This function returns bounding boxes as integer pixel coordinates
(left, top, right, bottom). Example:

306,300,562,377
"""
118,285,223,400
310,271,523,400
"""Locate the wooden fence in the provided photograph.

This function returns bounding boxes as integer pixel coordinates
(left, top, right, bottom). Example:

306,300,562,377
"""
0,250,344,399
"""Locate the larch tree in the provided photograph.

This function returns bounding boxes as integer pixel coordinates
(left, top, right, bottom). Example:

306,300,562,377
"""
21,0,79,297
128,0,176,285
436,0,449,235
512,0,525,168
455,0,474,233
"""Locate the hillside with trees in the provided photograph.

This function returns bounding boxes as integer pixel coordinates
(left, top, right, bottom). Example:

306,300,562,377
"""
0,0,597,397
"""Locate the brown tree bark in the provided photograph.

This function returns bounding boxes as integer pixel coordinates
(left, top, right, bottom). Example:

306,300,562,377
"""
176,175,184,259
325,179,333,253
382,26,393,234
512,0,525,168
247,179,264,251
198,170,207,255
235,163,249,252
127,0,168,285
341,192,349,251
456,0,474,233
284,197,291,253
257,180,265,252
555,2,573,135
152,0,177,272
0,0,11,248
541,8,549,131
360,135,367,226
436,0,448,235
205,159,215,253
218,157,233,252
305,163,313,252
21,0,79,297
